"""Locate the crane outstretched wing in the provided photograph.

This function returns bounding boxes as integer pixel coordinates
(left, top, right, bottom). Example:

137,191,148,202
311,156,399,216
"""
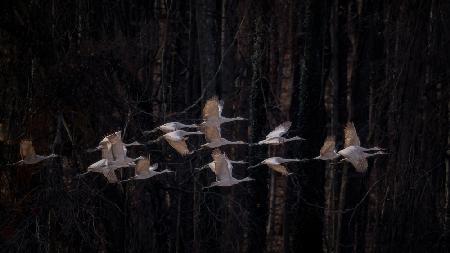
166,138,191,156
202,124,221,142
320,136,336,156
20,140,36,160
202,96,220,120
103,169,118,183
266,121,292,139
347,156,368,173
211,149,232,181
344,122,360,147
135,159,151,175
267,164,290,176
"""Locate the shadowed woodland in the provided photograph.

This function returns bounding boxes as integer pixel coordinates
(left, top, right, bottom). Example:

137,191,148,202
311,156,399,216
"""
0,0,449,252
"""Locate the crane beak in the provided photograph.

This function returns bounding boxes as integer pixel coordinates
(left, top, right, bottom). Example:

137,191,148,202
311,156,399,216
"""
86,146,101,153
247,164,261,170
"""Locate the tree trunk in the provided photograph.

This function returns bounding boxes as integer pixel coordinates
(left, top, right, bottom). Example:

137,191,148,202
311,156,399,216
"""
323,0,340,251
265,1,295,252
292,0,327,252
196,0,219,98
248,2,269,252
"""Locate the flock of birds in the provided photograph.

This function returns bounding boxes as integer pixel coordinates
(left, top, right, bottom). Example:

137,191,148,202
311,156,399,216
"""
13,96,387,187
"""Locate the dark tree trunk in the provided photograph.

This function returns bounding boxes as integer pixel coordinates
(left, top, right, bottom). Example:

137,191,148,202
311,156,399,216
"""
247,2,269,253
291,0,327,252
196,0,219,98
0,1,448,252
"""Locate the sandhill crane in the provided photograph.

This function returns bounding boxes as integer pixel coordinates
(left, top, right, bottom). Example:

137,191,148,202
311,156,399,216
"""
204,149,254,188
199,122,247,149
205,176,254,188
255,121,305,145
88,131,142,152
337,122,387,172
98,137,114,161
337,146,386,173
196,157,247,172
248,157,305,176
105,131,139,168
84,138,119,183
201,138,247,149
121,157,173,182
86,160,119,183
313,136,340,160
143,122,198,135
196,149,248,173
210,149,232,181
343,122,384,152
15,140,57,165
202,96,246,126
81,131,140,183
198,97,247,149
150,130,203,156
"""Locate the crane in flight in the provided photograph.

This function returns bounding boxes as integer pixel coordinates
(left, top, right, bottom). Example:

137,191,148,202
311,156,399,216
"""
199,125,247,149
121,156,173,182
198,97,248,149
196,154,247,172
313,136,340,160
337,122,387,172
247,157,306,176
83,137,119,183
254,121,305,145
204,149,253,188
14,140,57,165
105,131,140,168
202,96,246,127
143,122,198,135
149,130,203,156
81,131,141,183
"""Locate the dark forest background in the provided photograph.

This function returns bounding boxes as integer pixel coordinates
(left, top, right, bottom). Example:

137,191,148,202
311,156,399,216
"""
0,0,449,252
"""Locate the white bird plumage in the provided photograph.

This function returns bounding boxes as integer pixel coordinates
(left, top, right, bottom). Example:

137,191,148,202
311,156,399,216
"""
106,131,136,167
122,157,173,182
202,96,246,126
88,131,142,152
204,149,254,188
256,121,305,145
196,157,247,172
201,138,247,149
248,157,303,176
199,97,247,149
337,146,385,173
265,121,291,139
204,176,254,188
85,136,119,183
83,131,140,183
86,160,118,183
314,136,340,160
15,140,57,165
143,122,198,135
210,149,233,181
337,122,387,172
152,130,203,156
